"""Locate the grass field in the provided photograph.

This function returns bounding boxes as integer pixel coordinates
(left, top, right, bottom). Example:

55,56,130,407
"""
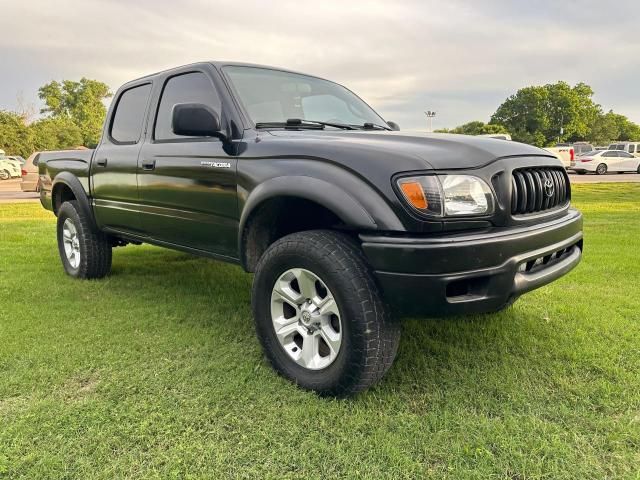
1,184,639,479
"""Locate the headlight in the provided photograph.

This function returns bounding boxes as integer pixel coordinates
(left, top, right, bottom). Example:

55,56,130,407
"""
396,174,494,217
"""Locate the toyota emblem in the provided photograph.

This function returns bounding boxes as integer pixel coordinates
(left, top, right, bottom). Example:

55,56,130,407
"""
544,179,555,198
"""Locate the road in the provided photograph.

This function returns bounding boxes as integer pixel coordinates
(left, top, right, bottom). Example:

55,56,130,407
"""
0,173,638,203
568,173,640,183
0,179,39,203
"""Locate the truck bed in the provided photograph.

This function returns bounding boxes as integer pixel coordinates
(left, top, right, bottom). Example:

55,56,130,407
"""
39,149,95,211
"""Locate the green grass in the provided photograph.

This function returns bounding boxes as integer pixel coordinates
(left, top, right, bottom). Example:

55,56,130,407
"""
1,183,639,479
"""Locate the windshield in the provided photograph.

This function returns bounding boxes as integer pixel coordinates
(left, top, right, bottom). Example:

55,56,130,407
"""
579,151,599,156
224,66,387,128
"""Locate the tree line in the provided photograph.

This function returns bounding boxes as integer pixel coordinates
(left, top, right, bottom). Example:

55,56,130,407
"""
0,79,111,158
436,81,640,146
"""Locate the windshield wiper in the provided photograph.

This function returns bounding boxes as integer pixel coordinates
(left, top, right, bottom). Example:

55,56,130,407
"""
354,122,392,131
255,118,357,130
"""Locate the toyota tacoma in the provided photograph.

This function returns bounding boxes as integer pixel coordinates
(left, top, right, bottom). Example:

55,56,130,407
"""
39,62,583,396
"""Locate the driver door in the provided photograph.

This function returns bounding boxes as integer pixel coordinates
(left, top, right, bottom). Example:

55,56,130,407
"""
137,69,239,258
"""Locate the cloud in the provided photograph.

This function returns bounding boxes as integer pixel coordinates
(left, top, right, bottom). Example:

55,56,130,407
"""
1,0,639,130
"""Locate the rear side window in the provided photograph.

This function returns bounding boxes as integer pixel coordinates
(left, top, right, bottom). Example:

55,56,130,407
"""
629,145,635,153
33,154,40,167
154,72,222,141
110,84,152,143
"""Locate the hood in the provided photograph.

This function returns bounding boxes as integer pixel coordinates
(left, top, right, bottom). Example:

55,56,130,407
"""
265,130,554,170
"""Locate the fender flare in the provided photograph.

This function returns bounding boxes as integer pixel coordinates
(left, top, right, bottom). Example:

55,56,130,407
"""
51,172,96,228
238,175,403,264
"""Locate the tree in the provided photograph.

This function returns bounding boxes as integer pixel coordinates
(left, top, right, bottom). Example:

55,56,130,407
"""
587,111,640,145
38,78,112,146
0,110,33,158
435,121,509,136
490,81,601,147
0,112,84,158
30,117,84,152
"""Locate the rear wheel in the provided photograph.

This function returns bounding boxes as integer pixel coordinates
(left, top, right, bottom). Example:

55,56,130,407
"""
0,170,10,180
252,230,400,396
596,163,607,175
57,201,112,279
637,165,640,174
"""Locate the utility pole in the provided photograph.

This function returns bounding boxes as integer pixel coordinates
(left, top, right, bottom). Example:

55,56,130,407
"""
424,111,436,132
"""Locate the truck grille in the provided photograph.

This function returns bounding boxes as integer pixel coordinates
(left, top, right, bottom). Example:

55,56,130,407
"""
511,167,569,215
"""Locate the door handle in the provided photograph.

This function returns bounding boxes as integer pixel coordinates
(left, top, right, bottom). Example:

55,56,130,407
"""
141,159,156,171
96,158,108,167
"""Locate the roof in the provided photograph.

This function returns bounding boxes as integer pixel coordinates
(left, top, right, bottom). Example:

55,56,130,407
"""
121,61,329,88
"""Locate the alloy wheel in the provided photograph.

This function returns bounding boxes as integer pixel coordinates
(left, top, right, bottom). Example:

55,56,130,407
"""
270,268,342,370
62,218,81,269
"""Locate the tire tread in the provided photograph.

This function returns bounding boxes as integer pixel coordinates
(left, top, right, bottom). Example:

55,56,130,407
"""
57,201,112,279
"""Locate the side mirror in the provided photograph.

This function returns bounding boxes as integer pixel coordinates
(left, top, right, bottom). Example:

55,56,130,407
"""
172,103,223,138
387,121,400,131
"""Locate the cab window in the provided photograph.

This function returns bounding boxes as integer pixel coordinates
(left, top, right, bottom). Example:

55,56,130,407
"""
110,84,152,144
154,72,222,141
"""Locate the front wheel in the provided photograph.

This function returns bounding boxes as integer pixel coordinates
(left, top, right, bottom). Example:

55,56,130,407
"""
57,201,112,279
252,230,400,396
0,170,10,180
596,163,607,175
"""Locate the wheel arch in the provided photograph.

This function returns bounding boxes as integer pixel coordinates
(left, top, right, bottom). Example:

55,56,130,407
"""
51,173,96,229
238,176,399,272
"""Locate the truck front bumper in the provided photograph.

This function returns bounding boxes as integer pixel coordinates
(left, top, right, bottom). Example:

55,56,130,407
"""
360,209,583,316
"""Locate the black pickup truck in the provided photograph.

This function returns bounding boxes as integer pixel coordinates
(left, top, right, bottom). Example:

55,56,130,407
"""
39,62,583,396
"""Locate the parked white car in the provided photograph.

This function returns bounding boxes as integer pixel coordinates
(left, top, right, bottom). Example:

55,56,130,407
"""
570,150,640,175
0,158,22,179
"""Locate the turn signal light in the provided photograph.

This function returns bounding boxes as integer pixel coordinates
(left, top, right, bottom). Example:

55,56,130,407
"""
399,181,428,209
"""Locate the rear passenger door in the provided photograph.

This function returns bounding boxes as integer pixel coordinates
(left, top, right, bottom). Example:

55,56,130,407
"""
137,68,239,258
601,151,618,171
91,82,152,233
618,151,636,171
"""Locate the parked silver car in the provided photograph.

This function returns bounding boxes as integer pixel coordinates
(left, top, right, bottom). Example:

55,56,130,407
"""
20,152,41,191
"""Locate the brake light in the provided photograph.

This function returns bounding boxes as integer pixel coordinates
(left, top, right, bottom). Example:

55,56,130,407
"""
21,169,27,176
581,158,593,162
570,148,575,162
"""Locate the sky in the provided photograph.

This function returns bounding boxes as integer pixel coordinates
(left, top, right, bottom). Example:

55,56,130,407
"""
1,0,639,131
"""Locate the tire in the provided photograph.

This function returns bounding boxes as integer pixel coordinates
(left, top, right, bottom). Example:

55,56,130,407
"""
0,170,10,180
596,163,607,175
637,165,640,174
56,200,112,279
252,230,400,397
